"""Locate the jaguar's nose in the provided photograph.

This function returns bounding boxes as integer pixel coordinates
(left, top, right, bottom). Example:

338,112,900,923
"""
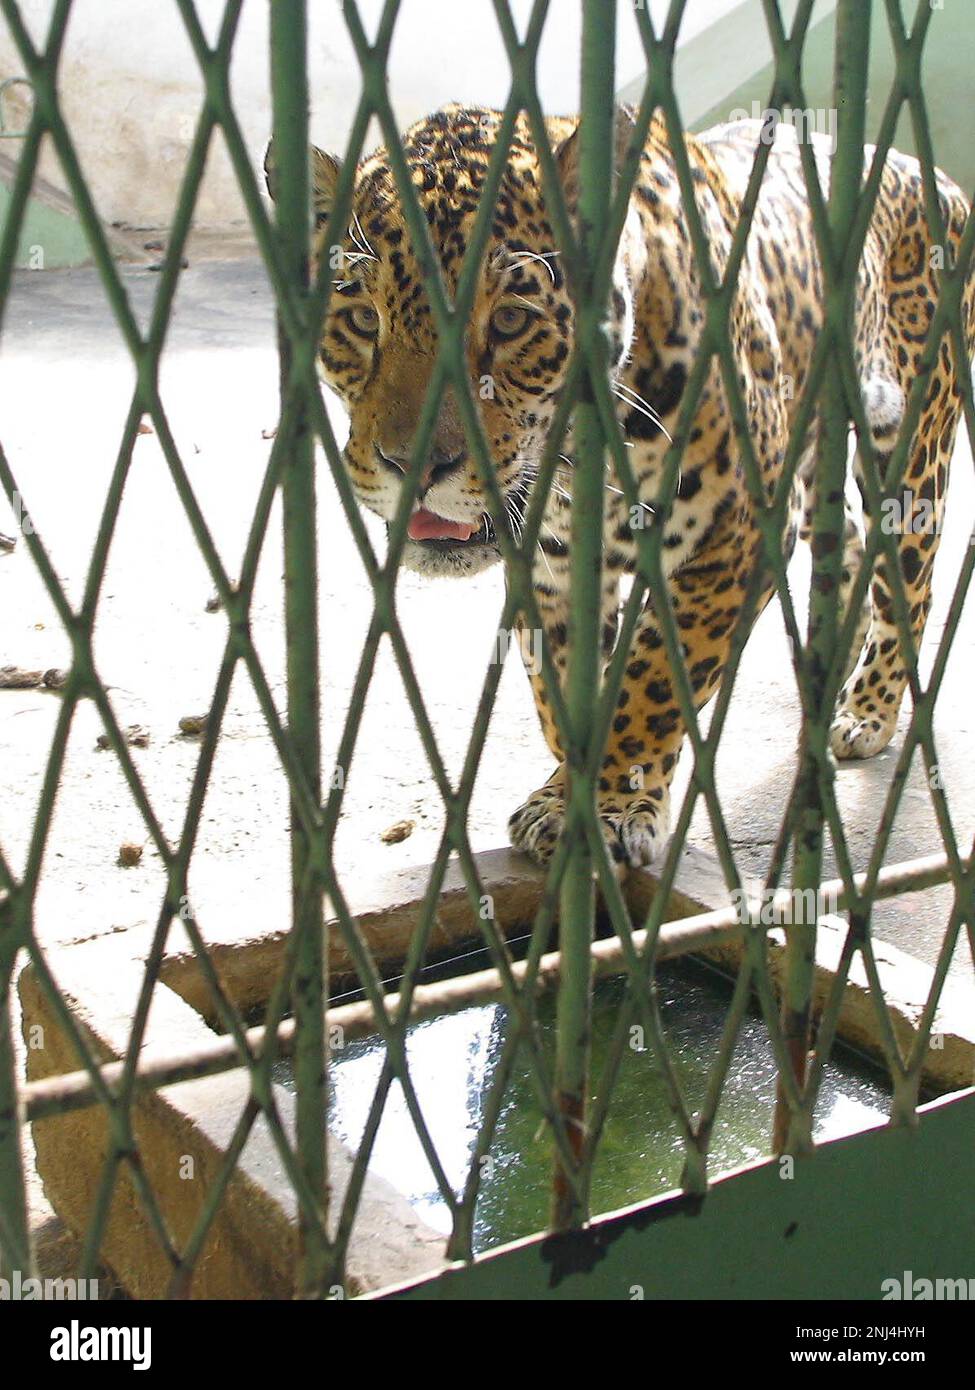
375,445,464,492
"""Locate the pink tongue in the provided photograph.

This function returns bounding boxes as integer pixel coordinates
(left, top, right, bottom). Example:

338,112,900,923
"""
407,508,476,542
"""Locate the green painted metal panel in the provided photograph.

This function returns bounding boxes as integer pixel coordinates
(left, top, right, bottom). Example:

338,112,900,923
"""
380,1088,975,1300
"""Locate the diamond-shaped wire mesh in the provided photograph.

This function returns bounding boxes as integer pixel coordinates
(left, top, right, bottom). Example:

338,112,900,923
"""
0,0,973,1298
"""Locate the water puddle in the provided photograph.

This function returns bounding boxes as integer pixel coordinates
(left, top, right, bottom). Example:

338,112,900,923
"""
275,955,891,1253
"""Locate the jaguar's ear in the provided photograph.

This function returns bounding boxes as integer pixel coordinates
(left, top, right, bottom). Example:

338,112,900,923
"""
263,141,342,227
310,145,342,226
554,104,638,202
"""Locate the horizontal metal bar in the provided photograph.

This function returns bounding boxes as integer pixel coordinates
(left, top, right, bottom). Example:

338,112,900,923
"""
19,846,966,1123
21,911,740,1124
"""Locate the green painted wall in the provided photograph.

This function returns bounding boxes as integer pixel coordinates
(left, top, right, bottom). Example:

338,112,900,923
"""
0,169,92,269
691,3,974,194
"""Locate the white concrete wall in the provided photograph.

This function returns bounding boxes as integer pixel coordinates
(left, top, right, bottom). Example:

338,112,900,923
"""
0,0,744,230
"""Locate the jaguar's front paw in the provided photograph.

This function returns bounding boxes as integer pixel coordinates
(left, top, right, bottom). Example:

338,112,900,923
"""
829,705,897,760
508,773,570,867
616,788,671,868
508,774,670,872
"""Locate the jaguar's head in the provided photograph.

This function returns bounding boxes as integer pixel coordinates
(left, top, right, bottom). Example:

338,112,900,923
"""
266,105,637,578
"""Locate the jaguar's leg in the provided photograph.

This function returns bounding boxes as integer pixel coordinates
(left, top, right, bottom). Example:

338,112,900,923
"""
510,524,774,869
511,573,621,845
830,181,975,760
514,612,564,762
796,469,871,684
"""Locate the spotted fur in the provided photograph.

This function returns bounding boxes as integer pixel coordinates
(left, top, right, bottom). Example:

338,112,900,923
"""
266,106,975,870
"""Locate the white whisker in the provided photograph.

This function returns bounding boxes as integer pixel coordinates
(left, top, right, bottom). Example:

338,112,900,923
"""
536,542,556,584
612,384,673,444
349,210,376,260
513,455,573,495
613,382,667,420
504,250,560,285
503,491,526,545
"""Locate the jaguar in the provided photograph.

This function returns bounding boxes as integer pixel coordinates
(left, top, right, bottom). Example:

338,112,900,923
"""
265,104,974,870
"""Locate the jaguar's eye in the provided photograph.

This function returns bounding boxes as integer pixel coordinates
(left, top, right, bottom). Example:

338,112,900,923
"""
346,303,380,337
490,303,533,341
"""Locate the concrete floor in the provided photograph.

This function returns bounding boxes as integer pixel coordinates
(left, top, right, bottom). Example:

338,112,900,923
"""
3,256,973,964
2,255,974,1273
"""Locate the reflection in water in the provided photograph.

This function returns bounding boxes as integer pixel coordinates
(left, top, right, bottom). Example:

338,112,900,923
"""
276,959,891,1254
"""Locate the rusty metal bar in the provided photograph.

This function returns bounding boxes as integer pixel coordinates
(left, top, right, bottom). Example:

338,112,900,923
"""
20,842,968,1125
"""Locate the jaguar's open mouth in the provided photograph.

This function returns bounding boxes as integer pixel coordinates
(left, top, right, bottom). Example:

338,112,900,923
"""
390,507,501,577
402,507,495,551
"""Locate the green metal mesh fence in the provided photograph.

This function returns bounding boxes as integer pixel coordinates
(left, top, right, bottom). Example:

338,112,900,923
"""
0,0,973,1298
